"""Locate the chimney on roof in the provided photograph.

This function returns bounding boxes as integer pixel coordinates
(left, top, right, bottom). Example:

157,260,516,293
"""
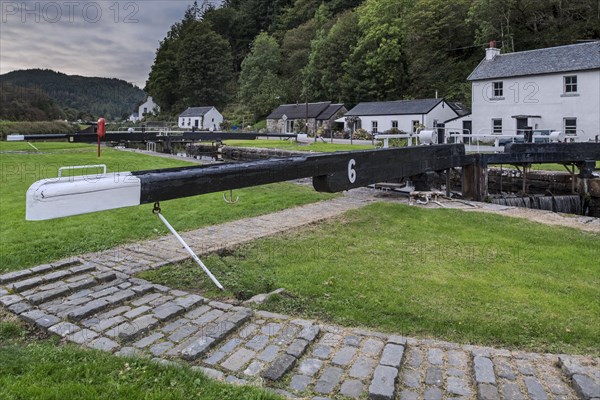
486,40,500,60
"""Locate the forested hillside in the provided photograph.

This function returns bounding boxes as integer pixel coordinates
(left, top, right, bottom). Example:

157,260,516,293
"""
0,69,145,120
146,0,599,119
0,84,65,121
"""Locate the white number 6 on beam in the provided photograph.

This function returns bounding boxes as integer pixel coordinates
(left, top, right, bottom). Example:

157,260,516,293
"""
348,159,356,183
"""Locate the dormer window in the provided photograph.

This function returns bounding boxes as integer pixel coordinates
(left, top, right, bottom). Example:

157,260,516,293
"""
564,75,577,93
493,81,503,97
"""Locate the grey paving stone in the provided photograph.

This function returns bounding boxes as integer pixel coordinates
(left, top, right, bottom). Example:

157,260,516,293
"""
523,377,548,400
0,288,7,297
262,354,296,381
90,316,126,332
131,284,154,294
88,337,120,352
161,319,188,333
133,332,164,348
173,294,204,310
387,335,407,345
208,301,233,310
95,306,131,320
368,365,398,400
131,293,162,307
406,347,423,369
67,278,97,292
362,338,385,357
108,315,159,341
320,332,342,346
478,383,500,400
8,276,43,292
424,387,443,400
349,356,376,379
428,348,444,365
289,374,312,392
225,375,248,385
181,336,216,360
27,287,70,305
8,302,33,314
20,309,48,324
30,264,53,274
49,322,81,337
402,369,421,388
205,350,227,365
150,341,174,357
246,334,270,351
193,309,223,325
239,323,259,339
543,374,570,396
0,269,32,284
261,322,282,336
255,310,289,320
67,299,110,321
448,376,471,396
243,360,264,377
425,367,443,386
345,335,362,347
286,339,309,358
168,325,198,343
115,347,144,358
43,270,73,282
315,366,344,395
298,358,323,377
312,344,333,359
340,379,364,398
35,315,61,329
332,346,358,366
502,382,524,400
1,294,24,307
90,286,119,299
67,329,99,344
495,358,517,380
572,374,599,400
258,344,280,362
299,325,320,342
379,343,404,368
399,389,419,400
516,359,537,376
474,356,496,384
192,366,225,381
124,306,151,319
221,348,256,372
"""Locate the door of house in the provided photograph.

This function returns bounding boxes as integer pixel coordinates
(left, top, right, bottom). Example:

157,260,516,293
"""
463,120,472,135
194,119,199,128
516,118,527,135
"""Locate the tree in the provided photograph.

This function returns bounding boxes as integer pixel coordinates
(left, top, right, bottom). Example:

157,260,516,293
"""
238,32,286,118
176,21,234,110
301,4,333,100
342,0,411,104
280,20,315,101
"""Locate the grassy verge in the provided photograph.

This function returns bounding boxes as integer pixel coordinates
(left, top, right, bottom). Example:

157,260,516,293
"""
0,142,336,272
223,139,375,152
0,309,279,400
497,162,600,172
141,203,600,355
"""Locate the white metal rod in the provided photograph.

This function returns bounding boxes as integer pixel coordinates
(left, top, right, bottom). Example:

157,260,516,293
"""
156,212,224,290
27,142,39,151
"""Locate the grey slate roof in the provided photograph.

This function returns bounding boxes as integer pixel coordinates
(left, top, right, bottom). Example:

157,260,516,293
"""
468,41,600,81
267,102,337,120
448,102,470,117
344,98,445,116
179,107,214,118
318,104,346,120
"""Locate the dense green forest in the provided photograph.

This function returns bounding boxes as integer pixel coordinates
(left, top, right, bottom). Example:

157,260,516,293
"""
0,69,145,121
146,0,600,120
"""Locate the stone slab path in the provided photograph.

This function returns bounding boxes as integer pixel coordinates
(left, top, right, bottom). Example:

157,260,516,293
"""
1,190,599,400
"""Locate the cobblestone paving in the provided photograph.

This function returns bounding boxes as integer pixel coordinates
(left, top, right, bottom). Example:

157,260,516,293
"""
1,191,599,399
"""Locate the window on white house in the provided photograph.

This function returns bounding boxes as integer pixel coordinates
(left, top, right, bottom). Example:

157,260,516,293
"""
564,76,577,93
391,120,398,129
492,119,502,133
564,118,577,135
372,121,378,133
412,120,420,133
143,108,148,114
493,81,503,97
188,118,191,126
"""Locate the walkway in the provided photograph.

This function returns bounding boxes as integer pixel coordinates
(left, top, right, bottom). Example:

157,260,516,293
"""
1,191,598,400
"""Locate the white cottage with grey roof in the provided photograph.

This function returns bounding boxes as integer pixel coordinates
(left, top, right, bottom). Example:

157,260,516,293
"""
178,107,223,130
342,98,458,134
468,41,600,142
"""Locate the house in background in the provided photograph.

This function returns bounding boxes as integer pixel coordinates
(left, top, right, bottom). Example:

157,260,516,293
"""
128,112,140,123
138,96,160,120
178,106,223,130
342,98,458,135
267,102,347,134
468,41,600,141
444,102,472,136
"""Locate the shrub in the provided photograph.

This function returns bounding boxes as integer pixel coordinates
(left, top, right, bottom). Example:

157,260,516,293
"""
0,120,78,139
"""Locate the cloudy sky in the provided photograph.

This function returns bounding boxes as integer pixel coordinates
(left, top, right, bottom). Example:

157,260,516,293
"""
0,0,221,88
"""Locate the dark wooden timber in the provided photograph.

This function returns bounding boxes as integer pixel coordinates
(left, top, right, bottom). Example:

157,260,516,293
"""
132,145,466,204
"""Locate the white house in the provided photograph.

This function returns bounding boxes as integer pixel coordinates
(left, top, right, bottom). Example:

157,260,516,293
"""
468,41,600,142
178,106,223,130
128,112,140,123
342,98,458,135
138,96,160,120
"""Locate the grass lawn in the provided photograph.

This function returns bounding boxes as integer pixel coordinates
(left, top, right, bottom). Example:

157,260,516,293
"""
223,139,375,152
498,161,600,172
0,310,279,400
0,142,335,272
141,203,600,355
